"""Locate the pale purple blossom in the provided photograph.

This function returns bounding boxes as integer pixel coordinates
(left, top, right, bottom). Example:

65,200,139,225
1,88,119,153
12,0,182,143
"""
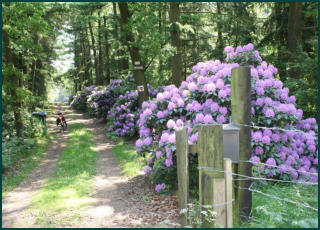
155,183,166,192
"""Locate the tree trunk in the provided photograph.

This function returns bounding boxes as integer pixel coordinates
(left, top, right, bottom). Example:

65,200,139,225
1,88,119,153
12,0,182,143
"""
169,2,182,87
158,2,163,77
2,28,23,137
36,59,45,96
31,61,36,93
112,2,119,75
88,21,99,85
80,31,89,87
118,6,129,74
288,2,302,78
98,10,103,85
216,2,224,61
86,28,93,85
118,2,150,106
103,16,111,85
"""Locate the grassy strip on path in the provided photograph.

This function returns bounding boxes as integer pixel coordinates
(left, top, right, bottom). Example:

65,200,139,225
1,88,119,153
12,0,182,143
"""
241,181,318,228
2,136,53,199
112,141,145,177
28,123,98,227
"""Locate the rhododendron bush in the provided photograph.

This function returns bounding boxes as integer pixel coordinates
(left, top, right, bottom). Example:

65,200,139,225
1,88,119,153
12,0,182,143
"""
71,85,97,111
136,44,318,192
107,85,164,137
87,77,136,119
71,75,164,138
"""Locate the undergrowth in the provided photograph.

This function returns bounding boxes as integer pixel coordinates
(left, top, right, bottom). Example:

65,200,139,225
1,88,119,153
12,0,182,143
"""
241,181,318,228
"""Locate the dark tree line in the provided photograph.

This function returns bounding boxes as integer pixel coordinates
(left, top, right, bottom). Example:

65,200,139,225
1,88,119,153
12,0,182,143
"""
2,2,318,137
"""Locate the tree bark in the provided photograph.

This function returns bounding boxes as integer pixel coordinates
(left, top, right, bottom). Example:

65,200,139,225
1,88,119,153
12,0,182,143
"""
118,5,129,74
216,2,224,61
98,10,103,85
103,16,111,85
112,2,119,74
158,2,163,77
88,21,100,85
169,2,182,87
86,28,93,85
2,28,23,137
118,2,150,106
288,2,302,78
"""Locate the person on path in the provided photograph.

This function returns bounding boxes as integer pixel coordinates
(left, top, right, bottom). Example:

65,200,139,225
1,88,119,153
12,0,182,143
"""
56,112,67,127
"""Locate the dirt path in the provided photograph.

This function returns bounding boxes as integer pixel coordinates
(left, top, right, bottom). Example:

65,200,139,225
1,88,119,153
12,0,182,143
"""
2,105,179,228
72,108,179,228
2,104,69,228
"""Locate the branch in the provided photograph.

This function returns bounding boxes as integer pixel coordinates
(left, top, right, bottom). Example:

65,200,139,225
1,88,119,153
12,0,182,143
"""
144,36,171,72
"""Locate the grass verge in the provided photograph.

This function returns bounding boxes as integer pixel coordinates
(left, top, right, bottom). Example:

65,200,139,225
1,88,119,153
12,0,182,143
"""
241,181,318,228
112,141,145,177
2,135,52,199
28,123,98,227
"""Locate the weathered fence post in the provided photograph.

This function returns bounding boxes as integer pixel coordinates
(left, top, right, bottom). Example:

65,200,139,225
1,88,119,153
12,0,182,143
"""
224,158,233,228
175,127,189,227
198,124,224,227
231,66,252,223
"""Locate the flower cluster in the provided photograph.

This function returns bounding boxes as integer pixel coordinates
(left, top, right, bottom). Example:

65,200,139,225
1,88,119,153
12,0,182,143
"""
107,85,164,137
107,90,140,137
136,44,318,192
225,43,262,66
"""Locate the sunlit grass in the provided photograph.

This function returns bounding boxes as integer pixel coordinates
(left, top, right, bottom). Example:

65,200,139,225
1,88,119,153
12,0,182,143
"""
28,123,98,227
112,141,145,177
241,181,318,228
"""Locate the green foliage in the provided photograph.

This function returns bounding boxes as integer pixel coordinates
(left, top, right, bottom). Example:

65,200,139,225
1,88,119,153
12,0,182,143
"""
241,182,318,228
180,200,216,228
2,137,36,171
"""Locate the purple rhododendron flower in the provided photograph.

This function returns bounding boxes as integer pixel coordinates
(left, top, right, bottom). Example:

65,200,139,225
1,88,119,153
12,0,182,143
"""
167,119,175,129
169,134,176,144
218,90,227,98
156,151,163,159
188,82,197,92
216,115,225,124
203,114,214,124
144,166,152,174
266,157,276,168
165,158,173,167
251,156,261,165
155,183,166,193
136,139,143,148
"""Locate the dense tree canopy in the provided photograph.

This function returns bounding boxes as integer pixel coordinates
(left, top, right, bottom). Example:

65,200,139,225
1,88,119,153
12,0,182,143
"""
2,1,318,167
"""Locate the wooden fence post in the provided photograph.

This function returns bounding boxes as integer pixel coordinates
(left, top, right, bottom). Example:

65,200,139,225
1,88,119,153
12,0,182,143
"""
198,124,224,227
175,127,189,227
231,66,252,223
224,158,233,228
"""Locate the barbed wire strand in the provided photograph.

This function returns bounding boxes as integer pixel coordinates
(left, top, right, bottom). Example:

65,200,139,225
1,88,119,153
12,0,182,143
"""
233,184,318,212
232,122,318,140
199,166,318,185
238,160,319,176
